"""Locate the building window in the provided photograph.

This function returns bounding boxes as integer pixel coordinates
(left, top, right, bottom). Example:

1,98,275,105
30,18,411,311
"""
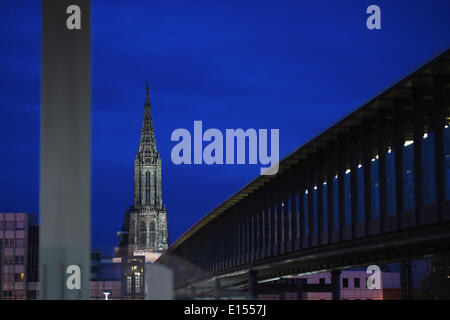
4,256,14,264
27,290,39,300
15,255,24,264
343,278,349,288
91,252,100,261
139,222,147,246
15,273,25,282
319,278,325,285
145,171,150,187
14,290,25,300
135,275,141,292
354,278,360,288
146,189,150,204
4,239,15,247
4,273,14,282
5,222,15,230
149,221,155,246
127,276,132,294
16,221,25,230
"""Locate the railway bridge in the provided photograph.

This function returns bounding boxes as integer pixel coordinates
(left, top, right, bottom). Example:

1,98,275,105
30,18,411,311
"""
157,50,450,299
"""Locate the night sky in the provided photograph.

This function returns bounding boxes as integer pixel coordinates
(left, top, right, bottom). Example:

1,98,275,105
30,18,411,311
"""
0,1,449,255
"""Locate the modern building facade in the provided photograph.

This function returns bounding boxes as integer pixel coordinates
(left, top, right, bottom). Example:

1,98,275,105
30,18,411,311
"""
118,83,169,263
0,212,38,300
90,255,122,300
90,280,122,300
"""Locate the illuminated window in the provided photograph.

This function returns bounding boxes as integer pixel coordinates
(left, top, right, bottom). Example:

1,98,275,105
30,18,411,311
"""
135,276,141,292
127,276,132,293
14,273,25,282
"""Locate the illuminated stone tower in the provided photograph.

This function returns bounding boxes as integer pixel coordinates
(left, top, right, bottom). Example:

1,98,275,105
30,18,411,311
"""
118,83,168,261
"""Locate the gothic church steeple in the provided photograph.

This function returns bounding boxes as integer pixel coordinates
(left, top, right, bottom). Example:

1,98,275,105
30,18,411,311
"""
137,81,158,164
118,83,168,256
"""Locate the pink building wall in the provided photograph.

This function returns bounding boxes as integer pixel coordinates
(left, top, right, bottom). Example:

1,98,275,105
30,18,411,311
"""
258,270,401,300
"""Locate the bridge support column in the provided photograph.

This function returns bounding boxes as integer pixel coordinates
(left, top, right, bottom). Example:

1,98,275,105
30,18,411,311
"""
393,102,405,230
412,90,424,226
248,270,258,300
297,278,305,300
432,77,447,222
214,278,221,300
377,112,388,233
401,261,413,300
331,270,341,300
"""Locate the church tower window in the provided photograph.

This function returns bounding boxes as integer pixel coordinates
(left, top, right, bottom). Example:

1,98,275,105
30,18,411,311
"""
145,171,150,187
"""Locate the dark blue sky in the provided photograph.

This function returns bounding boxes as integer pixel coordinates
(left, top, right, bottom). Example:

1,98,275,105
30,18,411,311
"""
0,1,449,255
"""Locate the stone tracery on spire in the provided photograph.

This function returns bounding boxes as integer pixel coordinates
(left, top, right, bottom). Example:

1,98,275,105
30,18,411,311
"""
138,82,158,163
